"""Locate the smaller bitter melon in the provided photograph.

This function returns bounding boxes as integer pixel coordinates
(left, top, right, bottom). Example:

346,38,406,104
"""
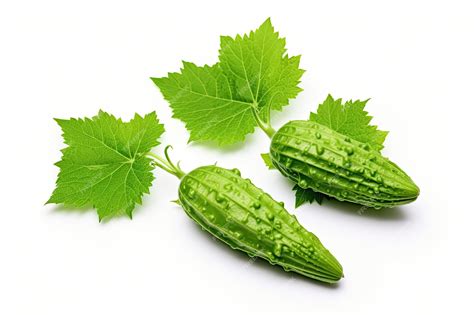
179,165,343,283
270,120,420,208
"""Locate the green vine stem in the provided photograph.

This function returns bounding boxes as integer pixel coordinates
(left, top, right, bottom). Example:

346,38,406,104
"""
147,146,185,179
252,107,275,138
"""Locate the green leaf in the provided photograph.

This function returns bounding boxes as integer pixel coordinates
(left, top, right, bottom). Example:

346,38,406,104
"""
309,94,388,151
293,185,326,208
261,153,275,169
47,111,164,221
151,18,304,145
151,62,256,145
218,18,304,112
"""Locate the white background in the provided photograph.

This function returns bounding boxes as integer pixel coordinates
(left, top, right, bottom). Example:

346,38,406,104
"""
1,0,473,314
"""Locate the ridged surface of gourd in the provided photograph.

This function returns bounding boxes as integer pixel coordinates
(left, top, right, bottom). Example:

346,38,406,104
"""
178,165,343,283
270,120,420,209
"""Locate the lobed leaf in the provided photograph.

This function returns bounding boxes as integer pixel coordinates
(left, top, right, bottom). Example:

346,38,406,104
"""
47,111,164,221
152,18,304,145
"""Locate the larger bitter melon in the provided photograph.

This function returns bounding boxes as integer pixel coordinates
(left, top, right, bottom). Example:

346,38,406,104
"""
179,165,343,283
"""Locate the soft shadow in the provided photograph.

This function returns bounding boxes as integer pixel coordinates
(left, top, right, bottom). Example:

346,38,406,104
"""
185,219,341,288
318,199,409,222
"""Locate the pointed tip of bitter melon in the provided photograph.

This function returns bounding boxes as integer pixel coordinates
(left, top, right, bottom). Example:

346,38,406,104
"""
407,182,420,199
319,249,344,283
399,176,420,202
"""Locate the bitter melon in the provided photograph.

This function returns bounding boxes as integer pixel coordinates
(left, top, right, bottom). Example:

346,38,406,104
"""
270,120,420,208
179,165,343,283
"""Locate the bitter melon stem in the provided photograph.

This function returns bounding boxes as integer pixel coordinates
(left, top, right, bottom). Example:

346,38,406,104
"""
147,146,185,179
252,107,275,138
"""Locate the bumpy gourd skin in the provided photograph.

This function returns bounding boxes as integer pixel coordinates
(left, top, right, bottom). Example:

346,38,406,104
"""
178,165,343,283
270,120,420,209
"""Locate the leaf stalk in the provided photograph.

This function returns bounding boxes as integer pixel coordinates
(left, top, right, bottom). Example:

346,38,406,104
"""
147,146,185,179
252,107,275,138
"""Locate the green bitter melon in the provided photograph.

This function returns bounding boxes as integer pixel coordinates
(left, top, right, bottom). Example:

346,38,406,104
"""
179,164,343,283
270,120,420,209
